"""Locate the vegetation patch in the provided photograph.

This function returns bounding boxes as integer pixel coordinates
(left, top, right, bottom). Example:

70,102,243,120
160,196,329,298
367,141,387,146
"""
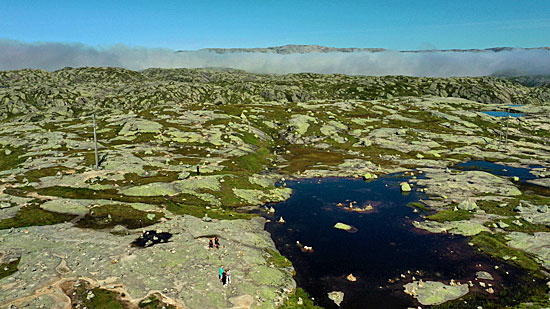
433,274,549,309
62,280,129,309
0,146,25,171
0,257,20,280
166,200,253,220
279,288,322,309
406,201,430,212
77,204,163,229
0,204,75,230
471,232,540,272
426,209,473,223
265,247,293,268
138,293,176,309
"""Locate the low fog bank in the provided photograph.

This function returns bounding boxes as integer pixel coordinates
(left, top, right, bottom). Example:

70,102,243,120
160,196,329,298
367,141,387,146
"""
1,40,549,77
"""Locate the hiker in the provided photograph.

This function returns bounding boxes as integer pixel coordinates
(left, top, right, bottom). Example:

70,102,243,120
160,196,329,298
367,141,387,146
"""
219,265,224,279
221,269,228,286
196,166,200,176
226,268,232,284
209,238,214,249
215,236,220,249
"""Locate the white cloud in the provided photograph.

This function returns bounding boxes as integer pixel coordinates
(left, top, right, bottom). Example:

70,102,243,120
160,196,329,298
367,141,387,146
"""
1,39,549,77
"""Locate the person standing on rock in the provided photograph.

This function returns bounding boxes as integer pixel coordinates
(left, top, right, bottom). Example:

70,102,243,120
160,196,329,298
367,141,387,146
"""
219,265,224,280
221,269,228,286
226,268,232,284
215,236,220,249
209,238,214,249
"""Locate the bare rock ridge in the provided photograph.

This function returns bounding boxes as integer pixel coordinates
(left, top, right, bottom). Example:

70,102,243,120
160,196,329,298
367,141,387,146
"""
174,44,550,54
2,67,550,121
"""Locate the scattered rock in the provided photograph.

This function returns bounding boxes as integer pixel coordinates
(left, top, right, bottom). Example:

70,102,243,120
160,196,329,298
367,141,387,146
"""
328,291,344,306
400,182,412,192
346,274,357,282
334,222,352,231
476,271,494,281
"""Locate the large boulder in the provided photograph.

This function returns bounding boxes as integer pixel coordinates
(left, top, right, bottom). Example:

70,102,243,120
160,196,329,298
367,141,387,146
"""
400,182,412,192
457,199,478,211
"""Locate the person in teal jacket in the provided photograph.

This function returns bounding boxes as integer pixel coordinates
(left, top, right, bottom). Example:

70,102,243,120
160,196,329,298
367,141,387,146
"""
219,265,224,279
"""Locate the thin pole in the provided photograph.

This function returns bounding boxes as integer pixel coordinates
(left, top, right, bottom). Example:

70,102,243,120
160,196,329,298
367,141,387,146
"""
498,117,503,150
93,112,99,169
505,108,510,148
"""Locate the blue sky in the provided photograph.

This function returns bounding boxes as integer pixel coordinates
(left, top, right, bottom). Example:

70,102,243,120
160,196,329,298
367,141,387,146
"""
1,0,550,50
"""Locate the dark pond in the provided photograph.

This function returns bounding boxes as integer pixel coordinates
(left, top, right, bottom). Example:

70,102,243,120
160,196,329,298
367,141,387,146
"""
481,111,524,117
454,160,540,181
264,177,530,308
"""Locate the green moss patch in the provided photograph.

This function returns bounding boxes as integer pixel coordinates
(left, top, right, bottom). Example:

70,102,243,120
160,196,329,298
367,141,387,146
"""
433,275,549,309
76,204,163,229
471,232,540,272
62,280,129,309
0,204,75,230
166,200,253,220
138,293,176,309
279,288,322,309
0,257,20,280
426,209,473,223
265,248,293,268
0,146,25,171
406,202,430,212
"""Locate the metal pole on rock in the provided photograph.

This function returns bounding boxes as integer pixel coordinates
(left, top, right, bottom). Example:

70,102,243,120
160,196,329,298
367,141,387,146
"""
93,112,99,169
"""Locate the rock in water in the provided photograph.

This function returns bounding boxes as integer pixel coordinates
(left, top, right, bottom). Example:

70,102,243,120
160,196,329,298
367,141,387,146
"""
346,273,357,282
278,217,285,223
363,173,377,181
476,271,494,281
457,199,478,211
400,182,412,192
328,291,344,306
334,222,352,231
403,280,469,306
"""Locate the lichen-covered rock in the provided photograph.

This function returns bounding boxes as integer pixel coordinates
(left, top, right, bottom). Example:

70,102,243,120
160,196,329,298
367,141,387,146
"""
457,199,478,211
334,222,352,231
121,182,179,196
328,291,344,306
506,232,550,269
0,216,296,308
404,280,469,305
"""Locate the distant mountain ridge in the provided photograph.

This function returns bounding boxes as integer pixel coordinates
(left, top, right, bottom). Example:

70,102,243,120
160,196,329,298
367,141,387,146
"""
176,44,550,54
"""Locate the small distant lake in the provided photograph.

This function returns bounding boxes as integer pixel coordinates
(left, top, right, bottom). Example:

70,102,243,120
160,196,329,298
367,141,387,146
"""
454,160,540,182
481,111,524,117
264,177,528,308
455,160,549,196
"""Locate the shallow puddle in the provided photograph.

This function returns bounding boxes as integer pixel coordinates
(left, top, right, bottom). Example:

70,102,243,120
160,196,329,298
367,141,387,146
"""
264,177,533,308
